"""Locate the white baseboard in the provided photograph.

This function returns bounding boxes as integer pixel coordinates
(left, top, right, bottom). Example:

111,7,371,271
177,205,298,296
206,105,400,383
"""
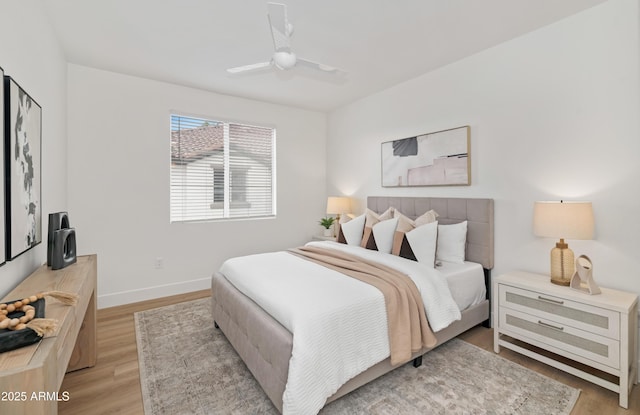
97,277,211,309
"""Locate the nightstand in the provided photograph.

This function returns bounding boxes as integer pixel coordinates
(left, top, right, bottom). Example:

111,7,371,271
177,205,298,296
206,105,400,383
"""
493,271,638,408
311,235,337,242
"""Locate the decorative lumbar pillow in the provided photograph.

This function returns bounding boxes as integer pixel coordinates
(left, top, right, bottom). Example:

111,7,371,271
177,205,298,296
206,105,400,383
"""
340,214,366,246
392,210,439,257
405,221,438,266
436,221,468,264
360,207,395,250
372,217,400,254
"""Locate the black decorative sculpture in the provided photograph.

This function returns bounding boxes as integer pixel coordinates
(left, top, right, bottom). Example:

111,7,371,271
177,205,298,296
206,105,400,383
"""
47,212,77,270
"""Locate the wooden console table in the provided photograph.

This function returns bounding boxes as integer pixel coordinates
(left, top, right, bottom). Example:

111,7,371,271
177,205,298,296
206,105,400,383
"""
0,254,97,414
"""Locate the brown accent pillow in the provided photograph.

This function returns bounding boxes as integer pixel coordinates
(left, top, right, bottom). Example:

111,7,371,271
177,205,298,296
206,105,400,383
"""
397,236,418,261
336,226,347,244
360,208,395,249
391,209,439,258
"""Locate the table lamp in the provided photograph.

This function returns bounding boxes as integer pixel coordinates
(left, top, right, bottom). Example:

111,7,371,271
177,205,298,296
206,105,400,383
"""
326,197,350,236
533,201,594,286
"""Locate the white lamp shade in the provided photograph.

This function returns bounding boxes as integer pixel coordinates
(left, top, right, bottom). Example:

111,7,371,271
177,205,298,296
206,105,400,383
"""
326,197,350,215
533,201,594,240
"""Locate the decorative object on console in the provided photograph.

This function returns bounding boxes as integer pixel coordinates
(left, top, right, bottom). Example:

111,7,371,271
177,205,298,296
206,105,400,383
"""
4,76,42,260
533,201,594,286
0,67,6,266
0,290,77,353
47,211,77,270
0,296,46,353
47,212,69,265
51,228,77,270
570,255,601,295
326,196,350,236
381,126,470,187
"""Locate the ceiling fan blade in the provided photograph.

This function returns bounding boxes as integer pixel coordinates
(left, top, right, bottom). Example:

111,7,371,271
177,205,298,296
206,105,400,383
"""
227,61,272,74
297,58,347,75
267,2,290,51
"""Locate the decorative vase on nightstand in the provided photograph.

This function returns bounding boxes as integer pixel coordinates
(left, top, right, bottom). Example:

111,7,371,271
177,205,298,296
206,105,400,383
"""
323,228,332,237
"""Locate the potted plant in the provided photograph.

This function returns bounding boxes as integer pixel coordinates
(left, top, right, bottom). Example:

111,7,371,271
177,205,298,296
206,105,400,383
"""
319,216,335,237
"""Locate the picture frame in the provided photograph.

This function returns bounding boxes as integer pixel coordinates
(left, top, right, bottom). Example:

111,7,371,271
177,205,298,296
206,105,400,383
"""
0,68,5,266
4,76,42,259
381,125,470,187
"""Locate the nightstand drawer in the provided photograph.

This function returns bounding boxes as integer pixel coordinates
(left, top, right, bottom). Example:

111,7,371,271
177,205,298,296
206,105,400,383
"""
499,285,619,339
499,307,620,369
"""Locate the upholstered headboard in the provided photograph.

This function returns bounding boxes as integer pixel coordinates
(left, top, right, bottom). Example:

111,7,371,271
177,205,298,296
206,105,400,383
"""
367,196,494,269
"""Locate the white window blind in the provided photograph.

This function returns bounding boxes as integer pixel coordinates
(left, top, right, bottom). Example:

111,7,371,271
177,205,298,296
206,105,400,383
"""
170,114,276,222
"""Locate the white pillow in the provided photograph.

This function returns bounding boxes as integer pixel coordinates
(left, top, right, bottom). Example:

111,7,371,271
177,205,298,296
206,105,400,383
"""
436,221,467,264
372,217,399,254
341,213,366,246
405,221,438,266
391,210,439,256
361,207,395,248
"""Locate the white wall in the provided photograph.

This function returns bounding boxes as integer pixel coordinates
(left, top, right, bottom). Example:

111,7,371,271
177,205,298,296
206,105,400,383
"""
0,1,68,297
328,0,640,298
67,65,327,307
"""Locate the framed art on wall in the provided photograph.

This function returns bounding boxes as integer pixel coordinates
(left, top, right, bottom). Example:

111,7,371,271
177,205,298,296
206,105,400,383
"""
381,125,470,187
0,68,5,265
4,76,42,259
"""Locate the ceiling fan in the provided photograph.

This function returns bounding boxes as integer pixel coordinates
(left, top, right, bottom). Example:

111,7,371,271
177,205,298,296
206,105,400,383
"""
227,2,345,76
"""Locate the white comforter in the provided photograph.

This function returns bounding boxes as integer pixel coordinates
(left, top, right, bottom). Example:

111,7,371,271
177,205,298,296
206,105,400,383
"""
218,241,461,415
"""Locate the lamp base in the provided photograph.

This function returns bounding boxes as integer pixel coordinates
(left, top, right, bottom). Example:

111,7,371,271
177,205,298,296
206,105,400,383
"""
549,240,574,286
550,276,571,286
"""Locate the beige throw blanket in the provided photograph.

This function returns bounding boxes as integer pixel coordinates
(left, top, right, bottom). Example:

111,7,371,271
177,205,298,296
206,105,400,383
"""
289,246,437,365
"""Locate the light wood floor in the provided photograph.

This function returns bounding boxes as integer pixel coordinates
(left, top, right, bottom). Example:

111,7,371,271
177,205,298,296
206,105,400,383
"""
59,292,639,415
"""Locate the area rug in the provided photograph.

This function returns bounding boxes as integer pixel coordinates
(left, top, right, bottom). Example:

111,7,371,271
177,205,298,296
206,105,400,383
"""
135,298,580,414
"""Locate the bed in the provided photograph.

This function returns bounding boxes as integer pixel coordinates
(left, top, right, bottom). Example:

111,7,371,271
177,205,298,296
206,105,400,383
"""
211,196,494,414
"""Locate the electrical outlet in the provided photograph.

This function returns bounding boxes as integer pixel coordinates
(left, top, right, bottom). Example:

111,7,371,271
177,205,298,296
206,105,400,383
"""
154,257,163,269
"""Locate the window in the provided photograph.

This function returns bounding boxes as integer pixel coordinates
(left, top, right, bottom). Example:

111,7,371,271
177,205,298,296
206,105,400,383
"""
170,114,276,222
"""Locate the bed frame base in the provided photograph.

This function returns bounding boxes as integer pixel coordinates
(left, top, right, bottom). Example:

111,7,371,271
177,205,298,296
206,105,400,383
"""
212,271,489,413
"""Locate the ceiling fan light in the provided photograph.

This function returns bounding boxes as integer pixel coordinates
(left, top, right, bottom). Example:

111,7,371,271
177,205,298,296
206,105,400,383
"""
273,51,297,70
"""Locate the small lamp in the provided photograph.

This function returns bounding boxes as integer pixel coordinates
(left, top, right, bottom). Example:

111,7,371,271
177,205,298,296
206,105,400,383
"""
533,201,594,286
326,197,350,237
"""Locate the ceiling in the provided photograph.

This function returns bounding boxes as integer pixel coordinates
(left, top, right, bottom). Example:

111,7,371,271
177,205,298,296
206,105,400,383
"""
42,0,608,112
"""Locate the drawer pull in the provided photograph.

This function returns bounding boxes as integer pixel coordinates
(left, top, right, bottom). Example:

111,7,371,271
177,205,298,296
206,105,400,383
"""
538,320,564,331
537,295,564,305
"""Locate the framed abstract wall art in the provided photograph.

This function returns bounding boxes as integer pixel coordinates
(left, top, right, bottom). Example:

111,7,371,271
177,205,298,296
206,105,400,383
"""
4,76,42,259
0,68,5,265
381,125,470,187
